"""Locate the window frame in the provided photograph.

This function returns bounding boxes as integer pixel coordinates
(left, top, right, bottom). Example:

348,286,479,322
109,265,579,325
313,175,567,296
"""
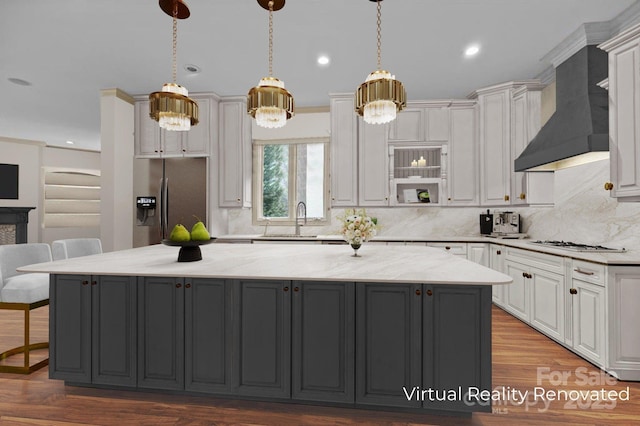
252,137,330,226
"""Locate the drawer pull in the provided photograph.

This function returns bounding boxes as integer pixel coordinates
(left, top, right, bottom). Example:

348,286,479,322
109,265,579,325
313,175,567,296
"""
426,289,433,296
185,283,191,289
415,289,421,296
82,280,89,286
176,283,182,289
574,268,595,276
294,287,299,292
91,281,97,286
496,250,501,255
604,182,614,191
283,286,289,292
445,246,451,250
569,288,578,295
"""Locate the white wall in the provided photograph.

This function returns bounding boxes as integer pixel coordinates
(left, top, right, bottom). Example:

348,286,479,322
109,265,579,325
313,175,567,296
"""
0,138,44,243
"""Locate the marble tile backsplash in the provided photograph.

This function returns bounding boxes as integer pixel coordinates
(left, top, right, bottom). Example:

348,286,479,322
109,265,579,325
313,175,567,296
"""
227,159,640,249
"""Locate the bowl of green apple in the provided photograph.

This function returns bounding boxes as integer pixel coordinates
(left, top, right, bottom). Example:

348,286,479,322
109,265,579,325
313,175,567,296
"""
162,216,215,262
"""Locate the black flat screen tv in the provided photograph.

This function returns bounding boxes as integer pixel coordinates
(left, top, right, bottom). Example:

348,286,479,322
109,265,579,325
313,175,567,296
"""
0,164,19,199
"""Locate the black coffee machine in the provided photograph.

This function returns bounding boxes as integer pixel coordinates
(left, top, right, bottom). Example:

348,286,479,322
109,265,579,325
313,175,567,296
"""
479,210,493,235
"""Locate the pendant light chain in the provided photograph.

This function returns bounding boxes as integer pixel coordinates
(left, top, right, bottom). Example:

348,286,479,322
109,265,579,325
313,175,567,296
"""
172,5,178,84
376,0,382,70
268,1,274,76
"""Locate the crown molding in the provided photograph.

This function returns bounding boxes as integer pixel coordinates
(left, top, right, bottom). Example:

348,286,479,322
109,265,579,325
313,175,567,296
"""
467,80,545,99
540,22,612,68
599,21,640,51
609,0,640,37
536,65,556,85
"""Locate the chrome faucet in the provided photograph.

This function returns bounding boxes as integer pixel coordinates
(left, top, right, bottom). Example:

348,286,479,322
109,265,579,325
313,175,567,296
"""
295,201,307,236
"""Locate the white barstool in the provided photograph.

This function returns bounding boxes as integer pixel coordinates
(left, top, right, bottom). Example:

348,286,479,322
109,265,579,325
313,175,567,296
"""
52,238,102,261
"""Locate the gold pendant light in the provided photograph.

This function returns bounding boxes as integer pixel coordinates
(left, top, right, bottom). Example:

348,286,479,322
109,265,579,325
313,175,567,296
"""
149,0,199,131
247,0,295,129
355,0,406,125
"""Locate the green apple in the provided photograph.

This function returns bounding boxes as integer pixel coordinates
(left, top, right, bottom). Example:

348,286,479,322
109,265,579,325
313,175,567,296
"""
190,216,210,241
169,223,191,242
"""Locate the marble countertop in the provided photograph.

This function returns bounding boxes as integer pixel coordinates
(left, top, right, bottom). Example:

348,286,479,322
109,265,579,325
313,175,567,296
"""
19,243,512,286
215,234,640,265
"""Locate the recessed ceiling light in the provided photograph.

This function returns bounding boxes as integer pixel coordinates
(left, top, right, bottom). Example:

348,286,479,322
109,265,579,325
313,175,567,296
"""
465,45,480,57
184,64,201,74
317,55,330,66
8,77,32,86
66,140,74,145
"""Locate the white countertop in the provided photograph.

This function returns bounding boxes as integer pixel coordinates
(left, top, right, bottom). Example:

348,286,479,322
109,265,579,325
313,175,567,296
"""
215,234,640,265
19,243,512,286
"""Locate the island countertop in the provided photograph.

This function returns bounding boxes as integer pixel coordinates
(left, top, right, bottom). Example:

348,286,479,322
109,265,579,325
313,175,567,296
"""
19,242,512,285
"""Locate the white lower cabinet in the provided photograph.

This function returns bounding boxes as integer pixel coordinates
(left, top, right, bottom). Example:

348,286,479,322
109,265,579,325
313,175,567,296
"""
467,243,489,267
427,242,467,257
502,248,565,342
489,245,505,306
570,278,606,367
488,246,640,381
606,267,640,380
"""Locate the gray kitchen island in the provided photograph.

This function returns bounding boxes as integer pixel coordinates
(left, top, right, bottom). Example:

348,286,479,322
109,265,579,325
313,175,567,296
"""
21,243,512,416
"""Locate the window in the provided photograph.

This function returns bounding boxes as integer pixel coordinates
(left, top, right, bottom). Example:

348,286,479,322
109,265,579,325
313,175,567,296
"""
253,138,329,225
42,167,101,228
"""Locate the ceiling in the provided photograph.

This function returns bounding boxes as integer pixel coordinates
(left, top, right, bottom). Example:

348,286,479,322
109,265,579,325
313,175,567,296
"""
1,0,637,151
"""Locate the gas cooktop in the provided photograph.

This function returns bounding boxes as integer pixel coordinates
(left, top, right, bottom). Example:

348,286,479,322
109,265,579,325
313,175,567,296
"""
529,240,626,253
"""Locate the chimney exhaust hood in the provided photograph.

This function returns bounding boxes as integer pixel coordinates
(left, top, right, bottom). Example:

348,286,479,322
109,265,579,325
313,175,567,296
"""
514,45,609,172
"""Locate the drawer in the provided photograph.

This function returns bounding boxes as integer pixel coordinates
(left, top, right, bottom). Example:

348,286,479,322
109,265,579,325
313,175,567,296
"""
428,242,467,256
571,259,606,287
505,247,565,275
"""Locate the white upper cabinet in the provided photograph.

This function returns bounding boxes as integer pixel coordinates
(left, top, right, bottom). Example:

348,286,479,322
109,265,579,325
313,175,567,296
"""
358,119,390,206
388,102,450,143
134,94,214,159
470,81,548,206
599,23,640,201
329,94,359,207
472,84,513,206
218,97,251,208
447,103,478,206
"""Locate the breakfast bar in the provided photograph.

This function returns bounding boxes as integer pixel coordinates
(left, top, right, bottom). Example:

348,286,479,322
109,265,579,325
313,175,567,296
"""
20,243,512,416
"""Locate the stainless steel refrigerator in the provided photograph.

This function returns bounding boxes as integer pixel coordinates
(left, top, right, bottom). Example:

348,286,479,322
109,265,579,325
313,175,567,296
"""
138,157,207,245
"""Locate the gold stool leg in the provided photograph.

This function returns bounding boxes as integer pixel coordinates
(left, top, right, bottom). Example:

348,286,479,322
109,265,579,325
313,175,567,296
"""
0,300,49,374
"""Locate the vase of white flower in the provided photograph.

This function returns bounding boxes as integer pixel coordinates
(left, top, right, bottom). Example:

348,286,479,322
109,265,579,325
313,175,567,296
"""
339,208,378,257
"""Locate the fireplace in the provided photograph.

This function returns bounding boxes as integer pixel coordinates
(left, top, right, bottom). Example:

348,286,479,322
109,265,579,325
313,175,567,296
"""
0,207,35,244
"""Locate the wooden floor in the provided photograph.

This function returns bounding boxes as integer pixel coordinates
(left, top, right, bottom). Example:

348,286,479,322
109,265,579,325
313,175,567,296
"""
1,305,639,425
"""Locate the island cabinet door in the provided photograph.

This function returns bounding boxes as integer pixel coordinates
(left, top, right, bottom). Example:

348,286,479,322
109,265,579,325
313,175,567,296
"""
291,281,355,404
184,278,233,394
422,285,492,414
232,279,291,399
50,274,92,383
355,283,422,408
91,276,137,387
137,276,185,391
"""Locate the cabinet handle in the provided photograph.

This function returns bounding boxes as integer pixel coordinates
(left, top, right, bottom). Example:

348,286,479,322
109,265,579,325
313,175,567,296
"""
569,288,578,295
182,149,186,152
160,150,164,153
604,182,614,191
176,283,182,288
504,195,510,201
236,198,241,202
332,197,335,201
496,250,501,255
445,246,451,250
426,289,433,296
91,281,97,286
185,283,191,289
154,150,158,153
283,286,289,292
522,272,527,278
415,289,421,296
519,193,526,200
82,280,89,286
574,268,595,276
294,287,299,292
448,197,451,201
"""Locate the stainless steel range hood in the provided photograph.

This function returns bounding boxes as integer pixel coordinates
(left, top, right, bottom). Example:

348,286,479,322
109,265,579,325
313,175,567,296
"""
514,46,609,172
